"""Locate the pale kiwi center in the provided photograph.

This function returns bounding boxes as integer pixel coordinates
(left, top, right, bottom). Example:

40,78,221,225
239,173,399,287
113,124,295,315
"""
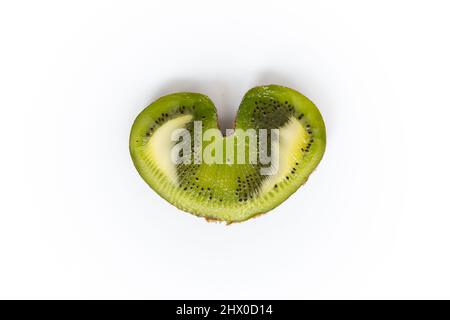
145,114,193,184
258,117,309,194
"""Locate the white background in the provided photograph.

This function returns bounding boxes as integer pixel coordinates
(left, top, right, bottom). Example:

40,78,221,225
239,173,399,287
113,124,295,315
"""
1,0,449,299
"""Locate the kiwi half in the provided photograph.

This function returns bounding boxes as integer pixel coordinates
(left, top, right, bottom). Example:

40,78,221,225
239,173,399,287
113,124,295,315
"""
130,85,326,223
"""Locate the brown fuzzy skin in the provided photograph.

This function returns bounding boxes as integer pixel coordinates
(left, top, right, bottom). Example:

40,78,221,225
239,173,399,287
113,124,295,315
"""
204,217,223,223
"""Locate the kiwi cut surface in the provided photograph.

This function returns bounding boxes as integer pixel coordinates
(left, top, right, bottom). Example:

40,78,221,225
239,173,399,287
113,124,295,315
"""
130,85,326,223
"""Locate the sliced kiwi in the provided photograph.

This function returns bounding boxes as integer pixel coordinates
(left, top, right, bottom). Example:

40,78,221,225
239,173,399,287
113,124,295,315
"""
130,85,326,223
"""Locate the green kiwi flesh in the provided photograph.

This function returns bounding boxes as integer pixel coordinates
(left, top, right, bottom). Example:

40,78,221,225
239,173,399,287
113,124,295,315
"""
130,85,326,223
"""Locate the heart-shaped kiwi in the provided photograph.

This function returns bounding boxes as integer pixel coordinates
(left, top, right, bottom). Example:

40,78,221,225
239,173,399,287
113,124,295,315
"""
130,85,326,223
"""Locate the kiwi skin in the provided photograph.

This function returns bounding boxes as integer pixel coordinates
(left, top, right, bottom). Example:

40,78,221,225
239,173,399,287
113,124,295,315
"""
130,85,326,223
